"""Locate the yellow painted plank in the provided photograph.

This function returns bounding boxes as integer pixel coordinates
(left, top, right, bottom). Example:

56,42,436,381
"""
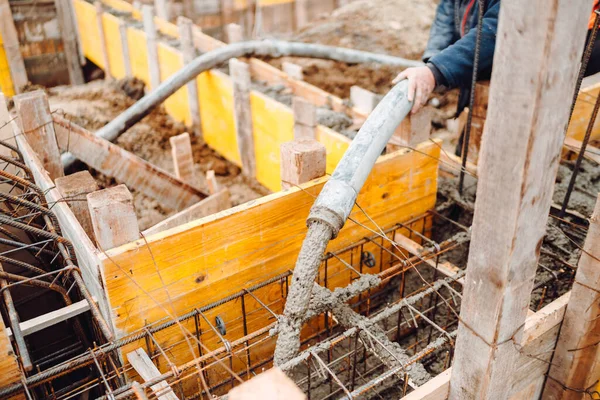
126,27,150,87
250,91,294,191
101,141,440,334
74,0,104,68
102,13,126,79
0,318,21,390
0,29,15,96
157,43,190,124
567,82,600,143
316,125,351,175
197,70,241,165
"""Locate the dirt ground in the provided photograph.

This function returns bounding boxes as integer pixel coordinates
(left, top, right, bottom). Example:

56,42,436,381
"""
46,79,269,230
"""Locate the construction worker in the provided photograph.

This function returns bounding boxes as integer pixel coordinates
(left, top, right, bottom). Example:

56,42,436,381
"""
393,0,500,115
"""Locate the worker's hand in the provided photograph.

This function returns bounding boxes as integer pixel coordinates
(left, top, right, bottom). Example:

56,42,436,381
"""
392,66,435,114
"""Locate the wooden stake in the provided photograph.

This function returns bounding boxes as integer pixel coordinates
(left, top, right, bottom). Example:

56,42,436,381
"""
388,107,433,150
282,61,304,81
119,20,133,78
350,85,378,115
292,96,316,140
87,185,140,250
543,195,600,399
55,0,84,85
206,170,220,194
127,348,179,400
178,16,201,136
0,94,16,175
170,132,200,188
225,23,243,43
94,2,112,80
13,90,64,180
448,1,592,398
55,171,99,240
0,0,27,93
229,58,256,177
154,0,169,21
142,5,161,90
280,140,326,189
294,0,308,30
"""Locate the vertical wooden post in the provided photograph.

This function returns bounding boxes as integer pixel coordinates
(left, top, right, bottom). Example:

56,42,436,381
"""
388,107,433,151
221,0,235,27
178,16,201,136
206,170,219,195
55,171,99,239
294,0,308,30
448,1,592,399
55,0,84,85
87,185,140,250
0,0,27,93
282,61,303,81
182,0,194,19
350,85,377,115
142,5,161,90
94,1,112,80
280,140,326,190
13,90,64,180
229,58,256,177
0,94,16,175
292,97,316,140
225,23,243,43
154,0,169,21
170,132,200,188
119,20,133,78
543,195,600,399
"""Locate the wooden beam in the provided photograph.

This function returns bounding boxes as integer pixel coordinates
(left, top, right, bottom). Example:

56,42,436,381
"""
229,368,306,400
143,5,161,90
544,195,600,399
127,349,179,400
292,96,316,140
5,298,94,338
225,23,243,43
13,90,64,180
177,16,201,136
154,0,169,21
0,0,27,93
55,0,84,85
282,61,304,81
119,20,133,77
170,132,200,188
350,85,378,115
88,184,141,250
143,189,232,236
52,115,207,211
206,170,219,194
55,171,99,239
230,58,256,177
94,1,112,79
448,1,592,398
280,139,326,189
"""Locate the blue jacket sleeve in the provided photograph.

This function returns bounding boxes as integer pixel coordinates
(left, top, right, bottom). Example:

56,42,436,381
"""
429,0,500,89
423,0,457,62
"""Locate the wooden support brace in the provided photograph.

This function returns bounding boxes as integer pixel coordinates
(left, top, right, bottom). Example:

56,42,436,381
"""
543,195,600,399
178,16,201,136
0,0,27,93
282,61,304,81
170,132,200,188
280,139,326,189
127,348,179,400
294,0,308,30
350,85,378,115
55,0,84,85
388,107,433,151
225,23,243,43
87,184,140,250
94,2,112,80
448,1,591,398
154,0,169,21
206,170,220,194
143,5,161,90
229,58,256,177
55,171,99,240
143,189,232,236
13,90,64,180
119,20,133,78
229,368,306,400
292,96,316,140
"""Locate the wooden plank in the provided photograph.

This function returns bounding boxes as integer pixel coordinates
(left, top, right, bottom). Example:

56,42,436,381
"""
293,0,308,29
170,132,200,188
94,1,112,79
13,90,64,180
5,299,94,338
55,171,99,239
350,85,377,115
143,189,232,236
225,23,243,43
448,1,591,398
0,0,27,93
55,0,84,85
543,195,600,399
0,317,22,391
567,82,600,143
127,348,179,400
52,115,207,211
230,58,256,177
143,5,161,90
402,369,452,400
119,20,133,77
154,0,169,21
206,170,219,194
563,136,600,164
280,140,326,189
293,96,316,140
282,61,304,81
177,17,201,135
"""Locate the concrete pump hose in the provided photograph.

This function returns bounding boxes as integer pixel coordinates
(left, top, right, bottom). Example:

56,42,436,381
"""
274,79,413,365
61,40,421,168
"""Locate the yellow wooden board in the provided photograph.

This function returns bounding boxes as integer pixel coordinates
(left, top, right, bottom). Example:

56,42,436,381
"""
157,43,190,125
567,82,600,143
0,319,22,391
74,0,104,68
197,70,241,165
126,27,150,87
102,13,126,80
316,125,351,175
0,29,14,96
